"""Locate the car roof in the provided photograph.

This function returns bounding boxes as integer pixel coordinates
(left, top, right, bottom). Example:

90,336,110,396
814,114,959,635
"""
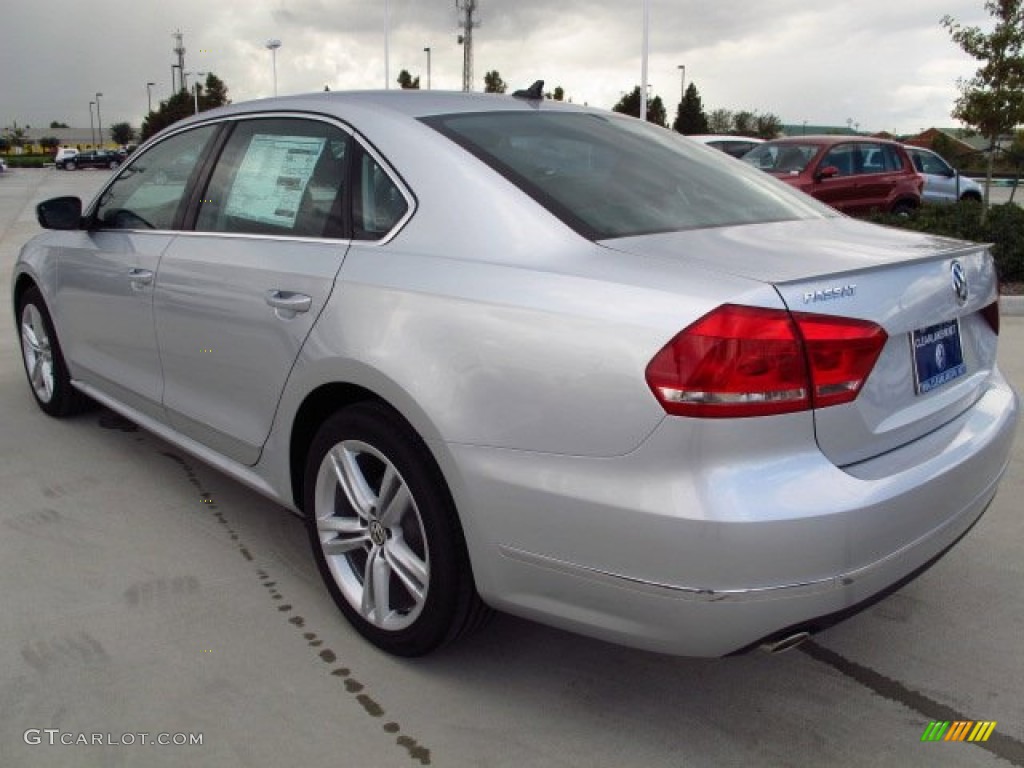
765,135,903,146
174,89,590,126
688,134,764,143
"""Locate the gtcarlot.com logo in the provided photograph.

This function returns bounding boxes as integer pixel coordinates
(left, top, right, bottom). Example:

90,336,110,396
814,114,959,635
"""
921,721,997,743
24,729,203,747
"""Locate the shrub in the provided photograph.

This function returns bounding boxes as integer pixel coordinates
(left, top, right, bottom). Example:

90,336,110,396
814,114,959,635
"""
869,202,1024,283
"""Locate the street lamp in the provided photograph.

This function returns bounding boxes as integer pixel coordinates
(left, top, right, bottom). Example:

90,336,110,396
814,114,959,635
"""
640,0,649,121
677,64,686,104
193,71,207,114
171,64,179,93
266,39,282,96
88,101,96,148
95,92,103,149
384,0,390,88
424,46,432,90
146,82,156,114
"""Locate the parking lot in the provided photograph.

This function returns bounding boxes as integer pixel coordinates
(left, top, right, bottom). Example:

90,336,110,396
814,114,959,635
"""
1,167,1023,767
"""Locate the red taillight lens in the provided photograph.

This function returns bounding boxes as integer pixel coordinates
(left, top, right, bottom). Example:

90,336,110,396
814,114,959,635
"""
645,304,887,418
981,299,1000,335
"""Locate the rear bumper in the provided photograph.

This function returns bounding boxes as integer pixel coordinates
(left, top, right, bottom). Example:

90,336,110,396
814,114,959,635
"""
444,373,1018,656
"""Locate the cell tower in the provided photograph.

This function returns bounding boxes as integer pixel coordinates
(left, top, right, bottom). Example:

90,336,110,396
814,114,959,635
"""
456,0,480,92
172,29,186,92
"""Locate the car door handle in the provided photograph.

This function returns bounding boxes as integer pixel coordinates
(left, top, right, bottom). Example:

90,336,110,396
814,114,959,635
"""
127,268,154,285
265,290,312,313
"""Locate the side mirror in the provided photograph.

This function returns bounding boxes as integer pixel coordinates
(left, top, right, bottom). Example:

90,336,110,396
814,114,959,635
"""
815,165,840,181
36,196,83,230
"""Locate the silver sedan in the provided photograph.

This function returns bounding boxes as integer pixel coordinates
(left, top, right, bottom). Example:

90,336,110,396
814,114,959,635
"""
12,90,1018,657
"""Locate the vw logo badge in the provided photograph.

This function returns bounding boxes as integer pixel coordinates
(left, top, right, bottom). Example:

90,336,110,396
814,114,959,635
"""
935,342,946,371
951,260,968,306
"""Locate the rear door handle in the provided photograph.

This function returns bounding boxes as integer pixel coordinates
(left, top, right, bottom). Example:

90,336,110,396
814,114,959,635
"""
127,268,154,286
265,290,312,314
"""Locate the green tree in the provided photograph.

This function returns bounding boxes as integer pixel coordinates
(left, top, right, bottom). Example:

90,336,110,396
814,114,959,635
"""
545,86,566,101
49,120,69,129
672,82,709,134
483,70,507,94
612,86,667,127
397,69,421,89
141,72,231,140
943,0,1024,215
109,122,135,146
707,108,733,134
755,112,783,140
200,73,230,110
732,110,758,137
3,125,28,148
39,136,60,152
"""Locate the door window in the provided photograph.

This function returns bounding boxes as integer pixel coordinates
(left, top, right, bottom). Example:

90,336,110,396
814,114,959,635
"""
196,118,350,238
93,124,218,230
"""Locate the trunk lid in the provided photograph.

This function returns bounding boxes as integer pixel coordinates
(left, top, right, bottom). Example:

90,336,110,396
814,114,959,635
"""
603,218,1000,466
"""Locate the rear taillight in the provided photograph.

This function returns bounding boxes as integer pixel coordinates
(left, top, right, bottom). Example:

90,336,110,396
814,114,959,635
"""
645,304,887,418
982,299,1000,335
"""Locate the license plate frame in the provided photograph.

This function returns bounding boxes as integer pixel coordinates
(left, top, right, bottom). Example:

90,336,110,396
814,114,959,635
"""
911,318,966,395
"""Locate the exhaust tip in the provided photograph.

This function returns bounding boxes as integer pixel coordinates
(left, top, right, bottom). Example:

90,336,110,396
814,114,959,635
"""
760,631,811,655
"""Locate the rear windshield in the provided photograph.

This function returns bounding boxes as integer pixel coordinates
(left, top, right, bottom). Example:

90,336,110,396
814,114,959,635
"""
423,111,830,239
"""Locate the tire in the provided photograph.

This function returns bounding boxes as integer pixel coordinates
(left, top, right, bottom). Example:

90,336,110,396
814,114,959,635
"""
890,200,917,217
960,192,982,203
17,287,90,417
65,161,77,171
304,401,490,656
108,160,119,169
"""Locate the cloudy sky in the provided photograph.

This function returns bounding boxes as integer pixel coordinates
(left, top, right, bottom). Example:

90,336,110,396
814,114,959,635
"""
2,0,993,137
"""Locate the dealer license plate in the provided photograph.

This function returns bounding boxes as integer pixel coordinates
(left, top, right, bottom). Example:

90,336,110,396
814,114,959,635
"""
911,319,966,394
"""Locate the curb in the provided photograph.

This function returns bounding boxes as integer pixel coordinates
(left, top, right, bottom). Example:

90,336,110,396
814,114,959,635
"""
1001,295,1024,317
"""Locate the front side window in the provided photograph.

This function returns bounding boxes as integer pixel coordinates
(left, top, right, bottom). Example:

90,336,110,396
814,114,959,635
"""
93,124,217,230
196,118,350,238
426,111,829,239
742,143,817,173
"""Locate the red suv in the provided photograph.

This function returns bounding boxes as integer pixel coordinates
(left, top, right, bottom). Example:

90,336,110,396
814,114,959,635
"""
742,136,924,215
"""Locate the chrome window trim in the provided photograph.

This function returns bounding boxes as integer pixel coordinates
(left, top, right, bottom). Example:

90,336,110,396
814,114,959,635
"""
85,110,416,247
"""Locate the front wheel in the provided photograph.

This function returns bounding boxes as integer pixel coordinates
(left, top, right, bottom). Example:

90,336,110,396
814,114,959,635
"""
304,402,490,656
65,161,77,171
18,287,89,417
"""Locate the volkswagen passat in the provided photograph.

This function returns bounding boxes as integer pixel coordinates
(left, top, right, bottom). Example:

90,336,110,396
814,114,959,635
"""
13,90,1018,657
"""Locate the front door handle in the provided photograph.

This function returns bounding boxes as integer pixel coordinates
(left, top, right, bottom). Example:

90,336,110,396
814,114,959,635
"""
265,290,312,316
127,268,154,286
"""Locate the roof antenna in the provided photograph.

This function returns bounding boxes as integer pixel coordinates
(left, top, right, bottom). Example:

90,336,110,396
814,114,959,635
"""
513,80,544,100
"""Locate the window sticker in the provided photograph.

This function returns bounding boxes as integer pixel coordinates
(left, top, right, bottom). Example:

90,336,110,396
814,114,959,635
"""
224,134,326,228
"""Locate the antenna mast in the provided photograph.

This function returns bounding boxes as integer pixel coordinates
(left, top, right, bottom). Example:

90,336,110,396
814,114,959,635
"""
172,29,187,92
456,0,480,92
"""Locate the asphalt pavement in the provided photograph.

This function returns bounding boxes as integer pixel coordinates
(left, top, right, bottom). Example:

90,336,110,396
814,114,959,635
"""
1,168,1022,767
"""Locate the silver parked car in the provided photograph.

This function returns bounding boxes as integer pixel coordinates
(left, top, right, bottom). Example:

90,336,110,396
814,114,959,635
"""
13,91,1018,657
904,145,983,204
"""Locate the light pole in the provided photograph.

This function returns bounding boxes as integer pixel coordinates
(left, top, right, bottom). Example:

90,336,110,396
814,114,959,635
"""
193,71,206,114
640,0,649,121
677,64,685,104
424,46,432,90
146,82,155,114
171,65,179,93
384,0,390,88
88,101,96,148
266,39,282,96
95,92,103,149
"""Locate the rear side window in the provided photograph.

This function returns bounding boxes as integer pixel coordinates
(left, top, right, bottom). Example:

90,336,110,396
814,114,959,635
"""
93,124,217,230
196,118,350,238
425,111,829,239
353,147,409,240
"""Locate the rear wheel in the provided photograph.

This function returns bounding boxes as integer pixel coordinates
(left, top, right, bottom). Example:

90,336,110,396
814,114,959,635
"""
891,200,917,217
65,161,77,171
18,287,89,417
304,402,490,656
